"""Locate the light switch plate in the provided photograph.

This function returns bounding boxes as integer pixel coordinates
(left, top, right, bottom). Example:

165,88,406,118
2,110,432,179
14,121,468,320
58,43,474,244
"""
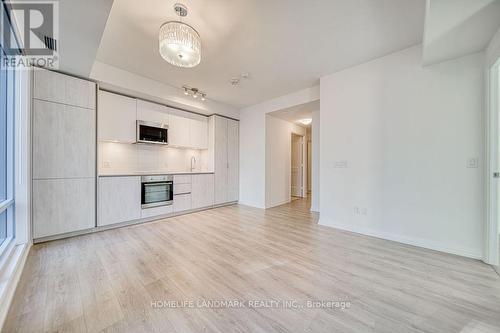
334,160,348,168
466,158,478,168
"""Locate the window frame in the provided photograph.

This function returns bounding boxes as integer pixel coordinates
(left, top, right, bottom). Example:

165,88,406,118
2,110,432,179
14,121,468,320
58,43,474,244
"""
0,1,17,256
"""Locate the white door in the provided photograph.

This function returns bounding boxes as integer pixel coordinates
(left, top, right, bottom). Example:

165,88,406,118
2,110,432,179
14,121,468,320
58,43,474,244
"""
291,134,303,197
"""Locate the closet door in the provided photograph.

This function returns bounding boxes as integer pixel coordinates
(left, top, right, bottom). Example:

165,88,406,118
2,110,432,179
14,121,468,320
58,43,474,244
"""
227,119,239,202
214,116,228,205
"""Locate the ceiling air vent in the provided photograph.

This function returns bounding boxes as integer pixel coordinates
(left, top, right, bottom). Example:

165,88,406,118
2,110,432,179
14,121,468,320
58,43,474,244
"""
43,36,57,51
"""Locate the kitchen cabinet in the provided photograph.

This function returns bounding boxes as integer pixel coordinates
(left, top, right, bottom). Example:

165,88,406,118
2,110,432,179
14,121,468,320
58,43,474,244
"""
173,193,191,213
33,99,95,179
212,116,239,205
214,116,228,204
227,119,239,202
33,178,95,239
98,91,137,143
32,68,97,240
168,109,191,147
34,68,96,109
174,183,191,195
98,176,141,226
141,205,173,219
137,99,169,125
191,174,214,209
173,174,192,185
189,114,208,149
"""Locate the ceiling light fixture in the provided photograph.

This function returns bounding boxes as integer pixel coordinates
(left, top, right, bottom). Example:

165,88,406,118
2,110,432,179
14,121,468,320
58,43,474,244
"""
159,3,201,68
298,118,312,125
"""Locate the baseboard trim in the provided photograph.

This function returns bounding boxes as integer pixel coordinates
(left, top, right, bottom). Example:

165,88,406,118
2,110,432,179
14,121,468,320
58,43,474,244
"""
318,218,482,260
265,199,291,209
0,242,31,331
494,265,500,276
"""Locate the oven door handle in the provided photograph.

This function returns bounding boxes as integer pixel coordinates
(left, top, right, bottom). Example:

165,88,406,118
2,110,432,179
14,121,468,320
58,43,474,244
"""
143,182,172,186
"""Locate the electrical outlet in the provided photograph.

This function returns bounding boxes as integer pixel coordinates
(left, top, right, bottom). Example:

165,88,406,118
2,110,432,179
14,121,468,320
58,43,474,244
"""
361,208,367,215
103,161,111,168
353,207,360,215
466,158,478,168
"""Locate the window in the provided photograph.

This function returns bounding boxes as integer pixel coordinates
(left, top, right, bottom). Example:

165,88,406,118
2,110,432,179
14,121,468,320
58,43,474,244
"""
0,2,16,253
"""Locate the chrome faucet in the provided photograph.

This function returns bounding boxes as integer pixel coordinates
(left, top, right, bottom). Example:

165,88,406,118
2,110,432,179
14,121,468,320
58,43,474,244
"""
190,156,197,172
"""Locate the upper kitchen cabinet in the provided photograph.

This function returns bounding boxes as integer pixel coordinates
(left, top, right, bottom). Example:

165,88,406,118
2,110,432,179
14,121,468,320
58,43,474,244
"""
168,109,191,147
137,99,169,125
33,99,95,179
34,69,96,109
98,91,137,143
189,114,208,149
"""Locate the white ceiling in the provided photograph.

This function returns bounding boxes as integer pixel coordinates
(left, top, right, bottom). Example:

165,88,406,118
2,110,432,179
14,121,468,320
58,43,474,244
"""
268,100,319,127
11,0,114,76
96,0,425,108
423,0,500,65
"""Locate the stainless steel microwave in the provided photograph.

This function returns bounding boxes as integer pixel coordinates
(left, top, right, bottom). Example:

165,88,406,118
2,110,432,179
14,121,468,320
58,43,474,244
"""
136,120,168,145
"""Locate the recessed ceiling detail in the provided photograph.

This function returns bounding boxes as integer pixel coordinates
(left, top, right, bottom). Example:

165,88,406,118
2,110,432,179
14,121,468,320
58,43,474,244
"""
159,3,201,68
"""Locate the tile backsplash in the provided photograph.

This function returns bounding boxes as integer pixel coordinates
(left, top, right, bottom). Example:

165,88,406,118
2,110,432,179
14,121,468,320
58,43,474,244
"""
99,142,210,174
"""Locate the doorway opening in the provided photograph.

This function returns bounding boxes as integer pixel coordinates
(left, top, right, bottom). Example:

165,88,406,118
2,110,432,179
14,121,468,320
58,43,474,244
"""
291,133,306,199
265,100,319,210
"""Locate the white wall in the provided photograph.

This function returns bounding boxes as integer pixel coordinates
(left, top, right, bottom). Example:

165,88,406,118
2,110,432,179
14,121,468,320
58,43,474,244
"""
239,86,319,208
484,24,500,266
319,45,485,259
91,61,239,119
265,115,305,208
485,20,500,67
311,110,320,212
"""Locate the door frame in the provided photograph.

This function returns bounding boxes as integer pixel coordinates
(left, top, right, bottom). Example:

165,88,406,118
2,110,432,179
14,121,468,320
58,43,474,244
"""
486,57,500,266
291,133,305,198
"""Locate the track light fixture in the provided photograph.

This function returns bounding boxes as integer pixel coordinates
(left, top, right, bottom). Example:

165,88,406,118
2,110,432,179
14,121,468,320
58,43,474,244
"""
182,86,207,101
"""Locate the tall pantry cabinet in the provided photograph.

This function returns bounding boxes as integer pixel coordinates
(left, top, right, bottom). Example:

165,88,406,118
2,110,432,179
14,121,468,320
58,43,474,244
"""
209,115,239,205
32,68,97,240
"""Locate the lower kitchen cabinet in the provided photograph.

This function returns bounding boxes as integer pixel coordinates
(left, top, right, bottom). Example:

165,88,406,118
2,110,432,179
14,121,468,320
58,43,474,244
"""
191,174,214,209
33,178,95,239
141,205,173,219
173,193,191,213
98,176,141,226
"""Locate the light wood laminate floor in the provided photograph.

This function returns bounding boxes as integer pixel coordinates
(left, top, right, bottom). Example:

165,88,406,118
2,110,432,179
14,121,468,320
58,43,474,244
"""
4,199,500,333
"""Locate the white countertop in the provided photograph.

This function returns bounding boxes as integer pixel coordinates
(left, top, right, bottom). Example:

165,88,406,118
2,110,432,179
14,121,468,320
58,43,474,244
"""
99,171,215,177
